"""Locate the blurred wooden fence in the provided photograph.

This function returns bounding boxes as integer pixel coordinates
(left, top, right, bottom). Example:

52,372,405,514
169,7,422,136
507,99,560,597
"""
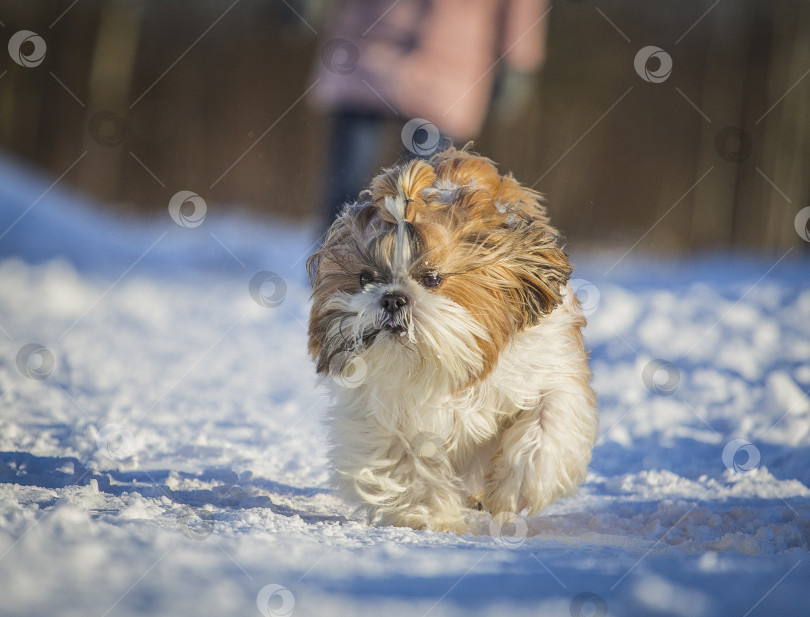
0,0,808,254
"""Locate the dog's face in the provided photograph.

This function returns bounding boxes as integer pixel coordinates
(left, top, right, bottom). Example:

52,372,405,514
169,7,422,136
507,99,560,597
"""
308,149,572,391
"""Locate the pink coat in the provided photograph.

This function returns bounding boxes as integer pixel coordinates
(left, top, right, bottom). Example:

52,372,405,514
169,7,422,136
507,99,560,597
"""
311,0,549,140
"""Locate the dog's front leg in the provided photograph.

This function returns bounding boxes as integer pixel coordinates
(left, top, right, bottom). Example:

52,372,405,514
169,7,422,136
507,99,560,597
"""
377,439,472,533
483,385,597,516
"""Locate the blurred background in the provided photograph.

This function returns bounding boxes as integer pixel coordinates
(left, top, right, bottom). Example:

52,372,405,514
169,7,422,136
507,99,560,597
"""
1,0,809,254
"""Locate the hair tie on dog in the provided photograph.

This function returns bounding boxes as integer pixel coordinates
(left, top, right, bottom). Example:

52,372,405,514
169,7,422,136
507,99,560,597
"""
404,197,414,220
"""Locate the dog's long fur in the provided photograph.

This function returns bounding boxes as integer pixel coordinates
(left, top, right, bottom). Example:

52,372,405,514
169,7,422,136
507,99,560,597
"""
307,147,598,532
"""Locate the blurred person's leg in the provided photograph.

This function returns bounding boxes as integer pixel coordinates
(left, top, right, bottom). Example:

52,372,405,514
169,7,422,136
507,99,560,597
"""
322,109,388,233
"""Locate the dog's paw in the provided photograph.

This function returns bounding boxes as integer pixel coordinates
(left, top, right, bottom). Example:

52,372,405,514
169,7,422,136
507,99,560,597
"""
428,517,472,534
387,511,470,534
465,493,484,511
482,482,522,518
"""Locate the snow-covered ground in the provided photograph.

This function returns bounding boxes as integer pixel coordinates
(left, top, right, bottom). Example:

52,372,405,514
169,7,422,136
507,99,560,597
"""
1,153,808,617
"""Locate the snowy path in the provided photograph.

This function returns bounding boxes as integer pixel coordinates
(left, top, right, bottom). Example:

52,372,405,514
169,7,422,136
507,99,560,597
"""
1,156,809,616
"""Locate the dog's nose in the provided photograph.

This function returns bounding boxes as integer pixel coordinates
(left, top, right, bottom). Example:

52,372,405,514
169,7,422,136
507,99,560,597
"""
381,292,408,313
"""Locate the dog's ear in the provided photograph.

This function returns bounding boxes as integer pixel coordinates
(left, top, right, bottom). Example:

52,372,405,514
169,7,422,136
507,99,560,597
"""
498,179,571,327
307,200,381,369
506,221,572,327
459,169,568,328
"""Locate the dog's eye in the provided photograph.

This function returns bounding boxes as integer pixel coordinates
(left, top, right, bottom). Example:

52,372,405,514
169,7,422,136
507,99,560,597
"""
421,273,443,288
359,272,375,288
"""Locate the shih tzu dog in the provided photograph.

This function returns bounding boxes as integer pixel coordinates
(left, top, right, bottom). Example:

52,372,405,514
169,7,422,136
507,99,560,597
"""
307,147,597,532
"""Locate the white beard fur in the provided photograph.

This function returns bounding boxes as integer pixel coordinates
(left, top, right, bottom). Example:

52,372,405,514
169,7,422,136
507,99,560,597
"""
323,283,598,533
